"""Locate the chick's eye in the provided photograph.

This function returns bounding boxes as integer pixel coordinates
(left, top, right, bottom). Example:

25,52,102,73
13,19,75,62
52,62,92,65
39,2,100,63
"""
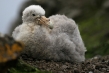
32,14,36,16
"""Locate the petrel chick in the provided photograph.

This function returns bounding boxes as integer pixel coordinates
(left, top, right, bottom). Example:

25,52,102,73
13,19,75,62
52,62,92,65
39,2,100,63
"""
12,5,86,62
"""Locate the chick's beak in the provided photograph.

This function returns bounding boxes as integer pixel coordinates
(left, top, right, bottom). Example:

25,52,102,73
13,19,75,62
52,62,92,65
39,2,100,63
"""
37,16,53,29
40,16,50,24
41,16,49,21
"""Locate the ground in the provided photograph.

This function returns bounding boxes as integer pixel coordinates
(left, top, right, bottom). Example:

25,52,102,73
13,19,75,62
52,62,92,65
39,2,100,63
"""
17,55,109,73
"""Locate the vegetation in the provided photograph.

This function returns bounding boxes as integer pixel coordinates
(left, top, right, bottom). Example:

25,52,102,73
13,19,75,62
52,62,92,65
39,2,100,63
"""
8,59,52,73
77,3,109,58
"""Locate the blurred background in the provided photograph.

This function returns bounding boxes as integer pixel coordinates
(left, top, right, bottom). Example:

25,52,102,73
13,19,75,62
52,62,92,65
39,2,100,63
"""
0,0,109,58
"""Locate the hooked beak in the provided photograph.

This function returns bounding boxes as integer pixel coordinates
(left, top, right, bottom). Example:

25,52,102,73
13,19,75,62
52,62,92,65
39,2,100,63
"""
36,16,53,29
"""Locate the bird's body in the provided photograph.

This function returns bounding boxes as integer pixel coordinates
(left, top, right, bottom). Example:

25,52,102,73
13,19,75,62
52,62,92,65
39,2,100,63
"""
12,5,86,62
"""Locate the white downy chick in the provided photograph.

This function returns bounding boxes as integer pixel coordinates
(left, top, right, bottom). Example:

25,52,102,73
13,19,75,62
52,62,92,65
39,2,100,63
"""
12,5,86,62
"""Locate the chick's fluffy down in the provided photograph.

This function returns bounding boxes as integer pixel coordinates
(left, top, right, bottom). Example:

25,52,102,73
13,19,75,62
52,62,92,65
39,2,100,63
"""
12,15,86,62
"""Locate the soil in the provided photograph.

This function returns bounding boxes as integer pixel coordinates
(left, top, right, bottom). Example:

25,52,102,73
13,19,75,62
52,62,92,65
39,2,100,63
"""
22,55,109,73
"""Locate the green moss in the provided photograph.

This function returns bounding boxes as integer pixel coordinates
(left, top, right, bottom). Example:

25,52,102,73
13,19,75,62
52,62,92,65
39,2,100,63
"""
8,59,52,73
